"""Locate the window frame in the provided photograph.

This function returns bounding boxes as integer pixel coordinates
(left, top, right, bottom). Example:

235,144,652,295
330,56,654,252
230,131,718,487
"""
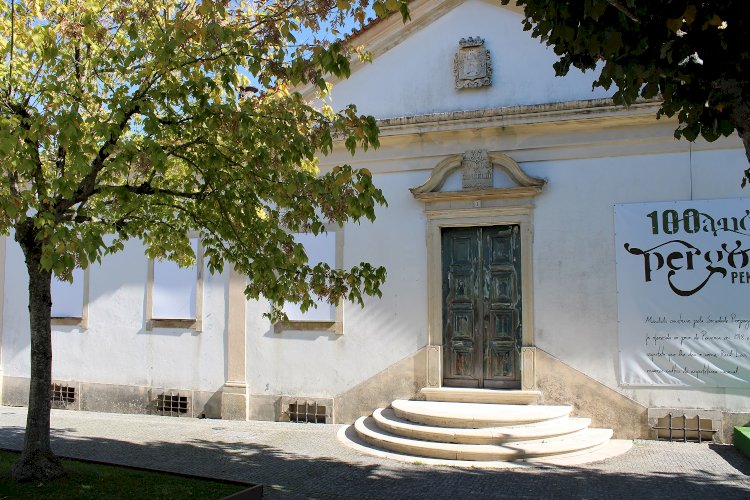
50,267,90,329
145,237,204,332
274,224,344,335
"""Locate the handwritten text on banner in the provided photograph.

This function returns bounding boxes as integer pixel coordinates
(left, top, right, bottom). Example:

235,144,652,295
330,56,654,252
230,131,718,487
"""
615,198,750,387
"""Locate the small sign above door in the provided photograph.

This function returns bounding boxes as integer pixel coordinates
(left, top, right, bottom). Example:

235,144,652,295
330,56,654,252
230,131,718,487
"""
462,150,493,190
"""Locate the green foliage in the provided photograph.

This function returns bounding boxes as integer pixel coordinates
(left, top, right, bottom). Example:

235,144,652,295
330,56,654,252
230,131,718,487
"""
501,1,750,180
0,0,405,318
0,450,247,497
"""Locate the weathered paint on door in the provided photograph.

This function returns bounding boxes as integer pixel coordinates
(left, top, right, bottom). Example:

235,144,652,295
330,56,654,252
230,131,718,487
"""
441,226,522,388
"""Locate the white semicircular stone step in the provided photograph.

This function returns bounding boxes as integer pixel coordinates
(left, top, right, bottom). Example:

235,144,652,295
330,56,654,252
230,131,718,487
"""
354,416,613,461
420,387,542,405
391,400,572,428
373,408,592,444
339,423,632,467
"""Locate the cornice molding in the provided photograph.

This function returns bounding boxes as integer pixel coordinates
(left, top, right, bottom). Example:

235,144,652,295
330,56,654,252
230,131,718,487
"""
378,98,663,136
413,186,543,202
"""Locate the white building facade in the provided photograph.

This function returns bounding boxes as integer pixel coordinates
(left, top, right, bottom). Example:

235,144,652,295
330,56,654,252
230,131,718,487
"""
1,0,749,441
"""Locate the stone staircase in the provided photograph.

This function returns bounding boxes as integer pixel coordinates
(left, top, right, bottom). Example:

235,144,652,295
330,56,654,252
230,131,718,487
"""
338,387,633,466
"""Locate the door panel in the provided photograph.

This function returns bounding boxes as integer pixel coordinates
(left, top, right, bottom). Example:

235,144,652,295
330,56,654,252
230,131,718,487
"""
442,225,522,389
442,228,481,386
483,226,522,388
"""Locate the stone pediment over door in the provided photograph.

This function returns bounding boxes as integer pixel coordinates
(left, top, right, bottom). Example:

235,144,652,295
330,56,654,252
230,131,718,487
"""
410,150,545,203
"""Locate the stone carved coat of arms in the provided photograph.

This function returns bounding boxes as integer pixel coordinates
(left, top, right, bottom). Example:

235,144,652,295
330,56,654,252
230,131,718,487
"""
454,37,492,89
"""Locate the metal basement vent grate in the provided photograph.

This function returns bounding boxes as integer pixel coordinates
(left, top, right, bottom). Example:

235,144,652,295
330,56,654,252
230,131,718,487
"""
653,413,716,442
155,393,190,417
50,384,76,404
288,401,326,423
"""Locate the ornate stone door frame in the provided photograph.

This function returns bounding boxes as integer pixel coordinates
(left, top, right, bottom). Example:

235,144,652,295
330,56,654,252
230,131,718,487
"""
411,151,545,391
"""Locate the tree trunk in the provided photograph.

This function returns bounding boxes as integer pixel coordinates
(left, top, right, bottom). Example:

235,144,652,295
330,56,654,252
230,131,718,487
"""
738,117,750,187
722,81,750,186
11,226,65,482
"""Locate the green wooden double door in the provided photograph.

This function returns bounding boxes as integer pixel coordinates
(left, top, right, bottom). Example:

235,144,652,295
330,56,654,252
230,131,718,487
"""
442,225,522,389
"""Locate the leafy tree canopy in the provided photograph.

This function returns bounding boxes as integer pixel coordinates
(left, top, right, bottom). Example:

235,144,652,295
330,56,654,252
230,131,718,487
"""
0,0,411,315
0,0,408,481
501,0,750,183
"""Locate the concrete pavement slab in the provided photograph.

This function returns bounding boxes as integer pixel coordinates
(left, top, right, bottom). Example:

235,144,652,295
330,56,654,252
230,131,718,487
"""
0,406,748,499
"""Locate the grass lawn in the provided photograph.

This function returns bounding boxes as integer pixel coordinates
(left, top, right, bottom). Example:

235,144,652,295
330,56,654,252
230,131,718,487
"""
0,450,249,499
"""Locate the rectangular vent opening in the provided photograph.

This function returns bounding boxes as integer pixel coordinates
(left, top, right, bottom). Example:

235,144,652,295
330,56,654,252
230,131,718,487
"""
155,393,190,417
50,384,76,405
288,401,326,424
653,414,716,442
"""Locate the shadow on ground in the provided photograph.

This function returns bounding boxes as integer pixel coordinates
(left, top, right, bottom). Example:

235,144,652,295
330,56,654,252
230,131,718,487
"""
0,424,748,499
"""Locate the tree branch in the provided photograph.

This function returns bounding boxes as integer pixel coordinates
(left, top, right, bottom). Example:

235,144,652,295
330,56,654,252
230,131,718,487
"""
6,101,47,201
7,169,19,198
74,43,82,86
7,0,14,97
52,104,140,217
55,144,66,176
57,65,169,209
100,181,208,200
606,0,641,23
157,115,200,127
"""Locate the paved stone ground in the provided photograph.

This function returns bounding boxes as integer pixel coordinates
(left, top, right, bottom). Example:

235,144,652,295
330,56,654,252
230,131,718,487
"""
0,406,748,499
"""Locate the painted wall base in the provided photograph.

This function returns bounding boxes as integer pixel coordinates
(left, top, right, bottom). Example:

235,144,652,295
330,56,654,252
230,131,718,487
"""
724,412,750,443
221,383,248,421
246,347,429,424
532,348,650,440
532,348,748,443
247,394,282,422
335,347,428,423
2,349,745,443
1,376,222,419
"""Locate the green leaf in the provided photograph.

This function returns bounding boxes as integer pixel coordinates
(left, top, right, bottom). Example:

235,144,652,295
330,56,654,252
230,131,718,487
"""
508,0,748,179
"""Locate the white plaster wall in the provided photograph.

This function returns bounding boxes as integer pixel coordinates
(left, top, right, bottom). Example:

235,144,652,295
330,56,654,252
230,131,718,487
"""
524,144,750,411
245,169,429,397
327,0,609,119
1,238,227,392
529,150,692,382
2,0,747,417
304,126,750,413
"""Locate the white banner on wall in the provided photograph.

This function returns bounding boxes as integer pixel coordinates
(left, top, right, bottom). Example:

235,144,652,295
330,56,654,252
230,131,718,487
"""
615,198,750,387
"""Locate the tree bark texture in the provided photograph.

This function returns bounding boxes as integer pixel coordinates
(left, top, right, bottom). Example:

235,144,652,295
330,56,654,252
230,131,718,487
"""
719,79,750,185
11,225,65,482
736,107,750,185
